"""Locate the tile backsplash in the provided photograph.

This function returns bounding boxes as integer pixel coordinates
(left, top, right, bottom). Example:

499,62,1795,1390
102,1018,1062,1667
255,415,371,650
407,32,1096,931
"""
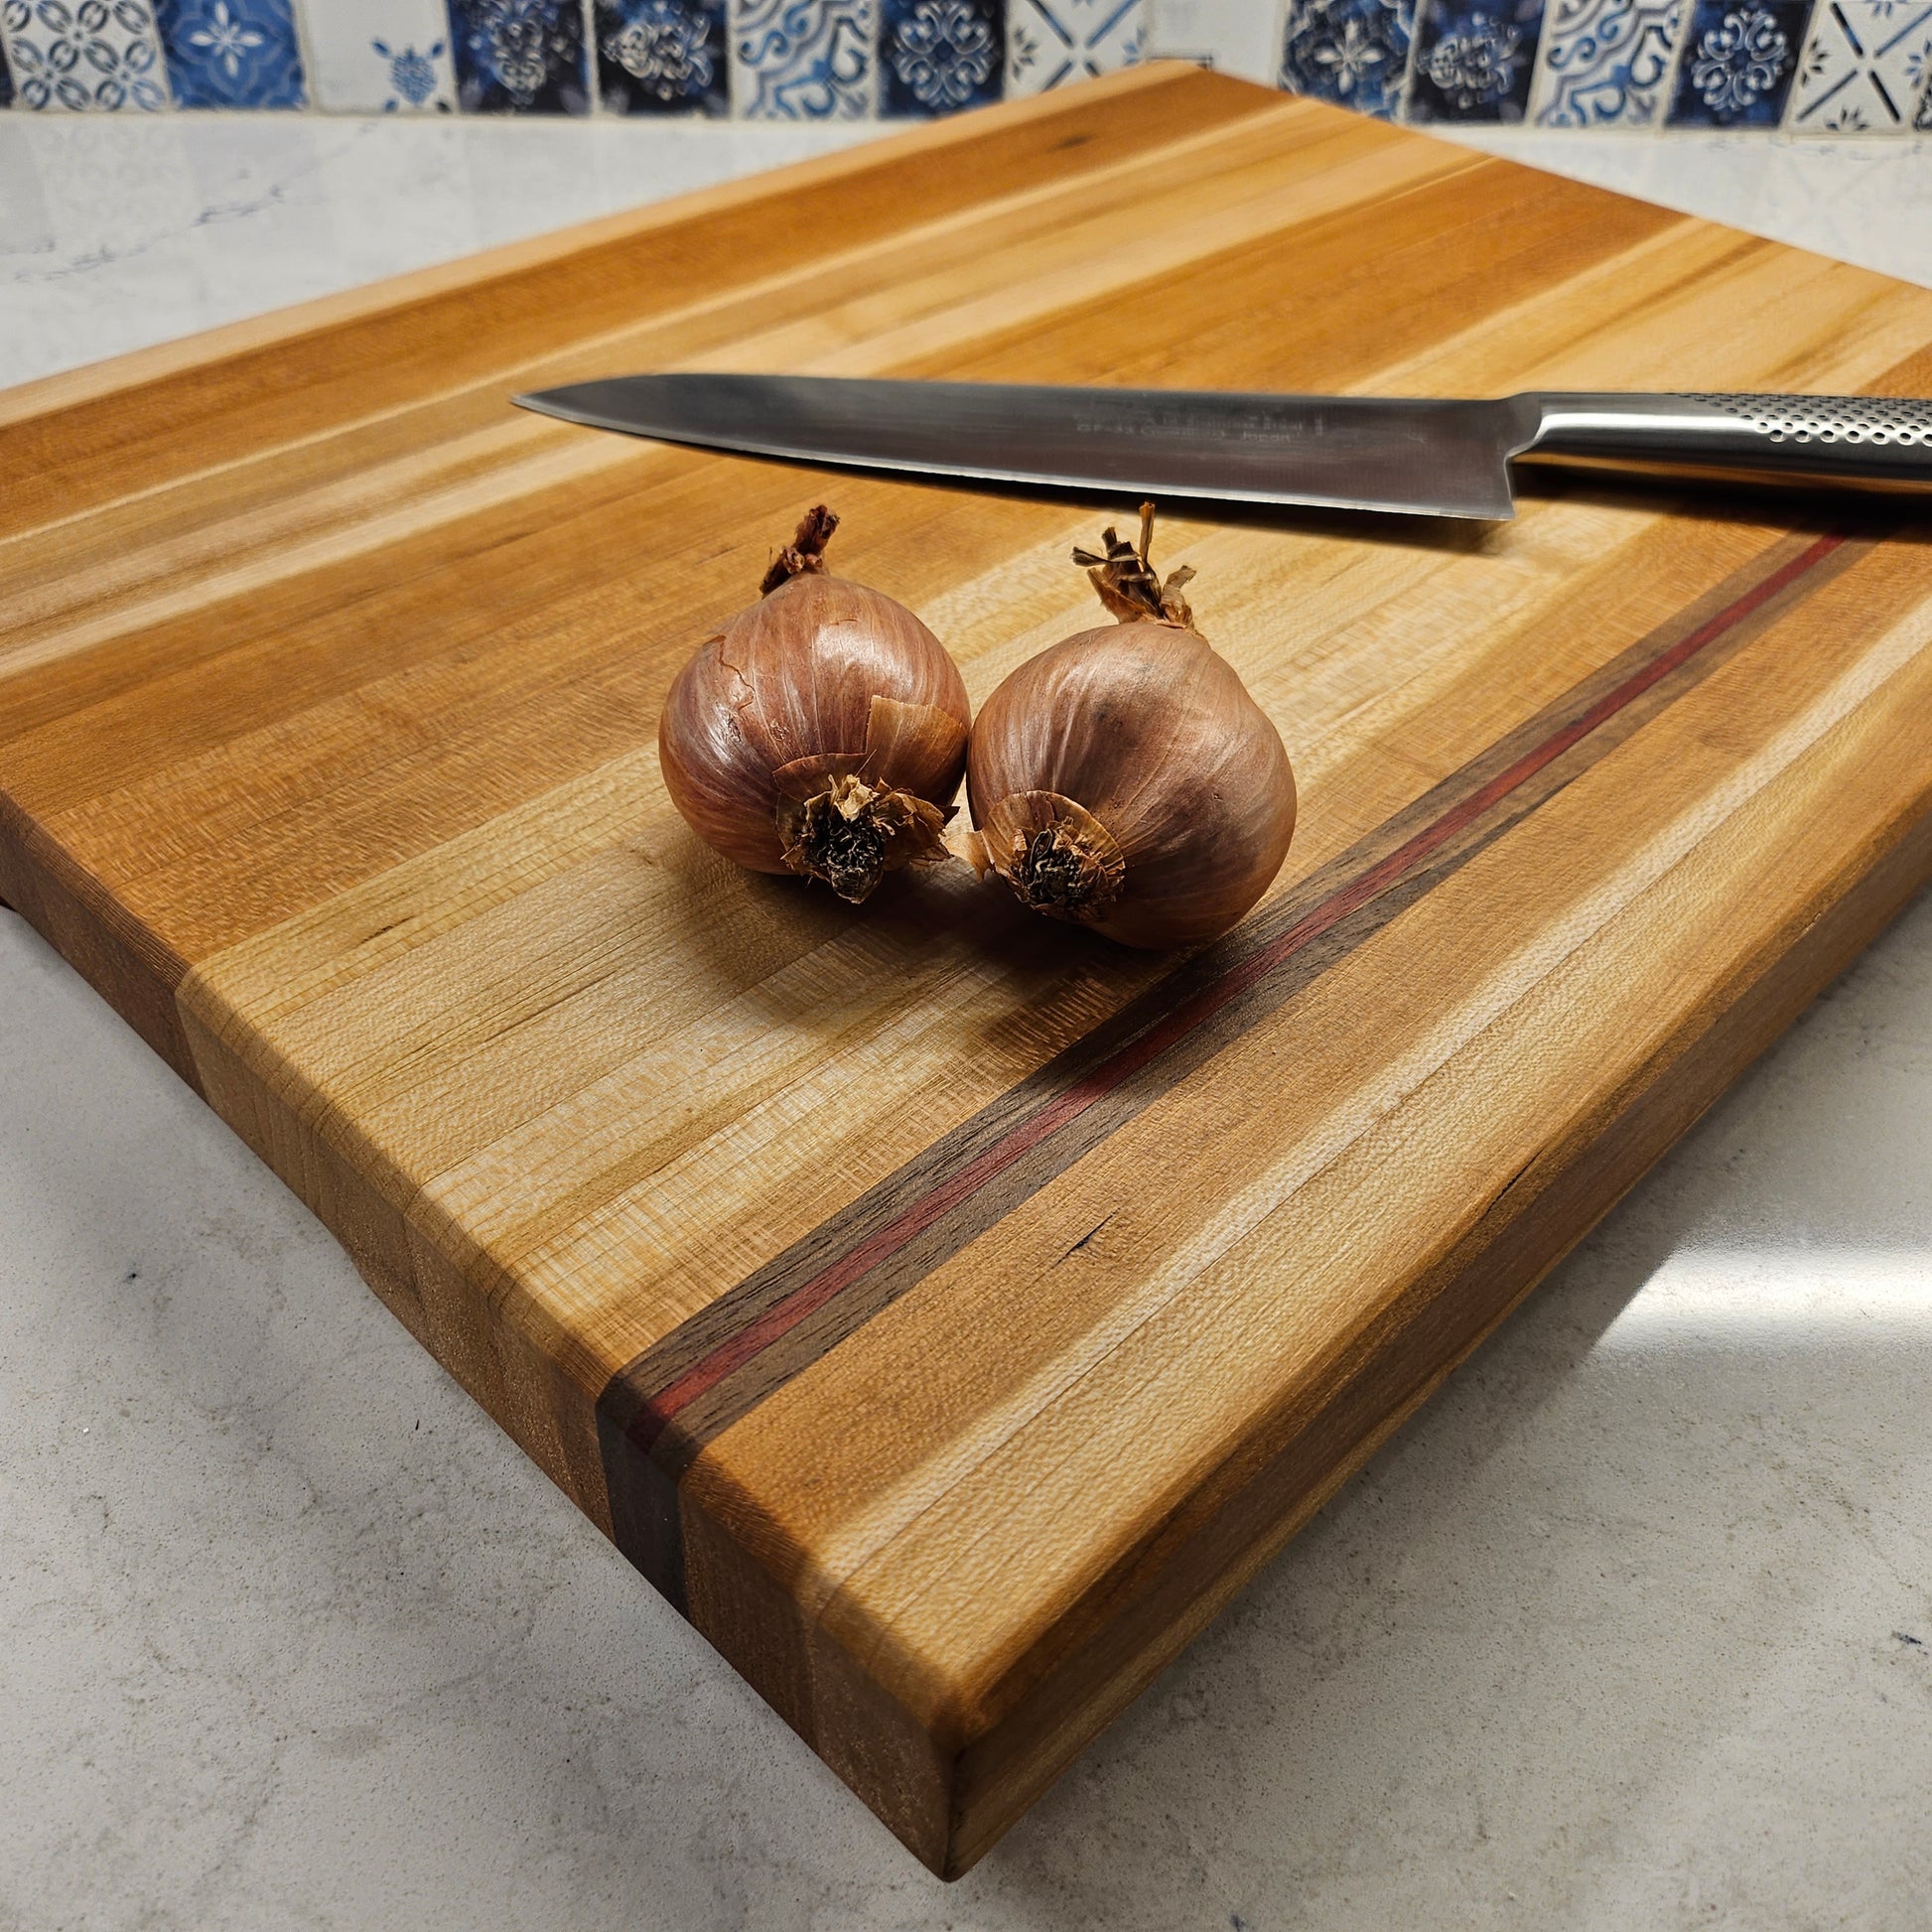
0,0,1925,128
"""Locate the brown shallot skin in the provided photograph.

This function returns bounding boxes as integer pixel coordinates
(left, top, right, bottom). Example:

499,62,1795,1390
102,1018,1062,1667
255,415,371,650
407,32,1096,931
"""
658,506,971,902
967,506,1296,950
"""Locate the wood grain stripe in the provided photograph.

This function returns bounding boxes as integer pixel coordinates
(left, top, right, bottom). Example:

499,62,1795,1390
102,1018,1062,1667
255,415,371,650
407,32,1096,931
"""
597,521,1866,1603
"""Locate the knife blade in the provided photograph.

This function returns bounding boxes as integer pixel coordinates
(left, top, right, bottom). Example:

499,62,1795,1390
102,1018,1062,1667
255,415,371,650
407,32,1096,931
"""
512,375,1932,522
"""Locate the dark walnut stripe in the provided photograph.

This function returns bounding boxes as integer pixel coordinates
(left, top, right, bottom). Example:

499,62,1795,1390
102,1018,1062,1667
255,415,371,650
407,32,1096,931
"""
598,524,1863,1608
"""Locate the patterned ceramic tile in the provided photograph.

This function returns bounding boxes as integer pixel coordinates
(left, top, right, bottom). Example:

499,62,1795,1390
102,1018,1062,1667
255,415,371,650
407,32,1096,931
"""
1006,0,1143,92
0,0,1903,131
595,0,729,112
1280,0,1418,118
1784,0,1932,128
730,0,875,116
880,0,1000,111
1665,0,1805,119
1528,0,1685,122
297,0,457,111
153,0,304,104
1404,0,1543,115
447,0,590,111
2,0,170,110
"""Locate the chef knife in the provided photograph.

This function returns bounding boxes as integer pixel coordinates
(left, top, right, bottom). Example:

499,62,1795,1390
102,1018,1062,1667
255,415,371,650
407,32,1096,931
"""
513,374,1932,522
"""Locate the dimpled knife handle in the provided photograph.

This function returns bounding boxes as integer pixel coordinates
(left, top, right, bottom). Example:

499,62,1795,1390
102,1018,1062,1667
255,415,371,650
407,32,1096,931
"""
1518,392,1932,493
1681,393,1932,447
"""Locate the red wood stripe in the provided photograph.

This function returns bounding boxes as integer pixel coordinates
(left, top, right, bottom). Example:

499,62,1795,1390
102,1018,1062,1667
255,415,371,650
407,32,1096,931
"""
641,530,1847,1430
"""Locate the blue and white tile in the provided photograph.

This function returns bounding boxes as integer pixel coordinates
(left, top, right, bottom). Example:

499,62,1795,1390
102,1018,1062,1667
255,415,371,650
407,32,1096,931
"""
1404,0,1544,116
153,0,304,105
1783,0,1932,129
295,0,455,111
730,0,875,116
595,0,729,114
1665,0,1805,119
1280,0,1418,118
447,0,590,112
1,0,170,111
1005,0,1144,93
880,0,1001,112
1527,0,1685,122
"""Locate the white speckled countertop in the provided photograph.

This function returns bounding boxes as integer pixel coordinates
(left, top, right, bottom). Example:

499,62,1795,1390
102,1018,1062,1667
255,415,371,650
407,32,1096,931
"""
3,111,1930,1932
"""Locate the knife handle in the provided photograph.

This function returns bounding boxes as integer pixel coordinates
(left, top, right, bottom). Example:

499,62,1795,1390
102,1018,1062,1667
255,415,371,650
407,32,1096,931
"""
1515,392,1932,494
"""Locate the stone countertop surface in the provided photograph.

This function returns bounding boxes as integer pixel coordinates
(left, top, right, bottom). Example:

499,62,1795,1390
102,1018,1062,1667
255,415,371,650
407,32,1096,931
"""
3,110,1930,1932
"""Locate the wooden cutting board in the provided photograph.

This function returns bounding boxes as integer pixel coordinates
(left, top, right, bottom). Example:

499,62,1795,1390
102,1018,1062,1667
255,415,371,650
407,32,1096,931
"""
7,63,1932,1876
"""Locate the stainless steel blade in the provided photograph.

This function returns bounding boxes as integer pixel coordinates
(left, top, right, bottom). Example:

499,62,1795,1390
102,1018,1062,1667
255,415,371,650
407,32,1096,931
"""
512,374,1535,521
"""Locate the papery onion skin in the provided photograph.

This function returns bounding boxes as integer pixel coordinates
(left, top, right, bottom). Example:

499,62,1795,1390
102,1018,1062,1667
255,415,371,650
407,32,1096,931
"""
966,508,1296,950
658,506,971,902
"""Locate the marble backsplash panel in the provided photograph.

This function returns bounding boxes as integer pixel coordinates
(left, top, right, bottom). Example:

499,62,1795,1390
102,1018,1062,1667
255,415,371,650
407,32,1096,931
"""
0,0,1925,127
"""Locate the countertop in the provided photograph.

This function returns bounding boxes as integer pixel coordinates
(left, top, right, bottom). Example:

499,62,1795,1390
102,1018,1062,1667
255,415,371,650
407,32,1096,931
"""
4,109,1931,1932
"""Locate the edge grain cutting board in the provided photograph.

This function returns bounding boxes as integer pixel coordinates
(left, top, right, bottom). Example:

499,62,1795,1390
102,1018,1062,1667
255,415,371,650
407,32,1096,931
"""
7,65,1932,1876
